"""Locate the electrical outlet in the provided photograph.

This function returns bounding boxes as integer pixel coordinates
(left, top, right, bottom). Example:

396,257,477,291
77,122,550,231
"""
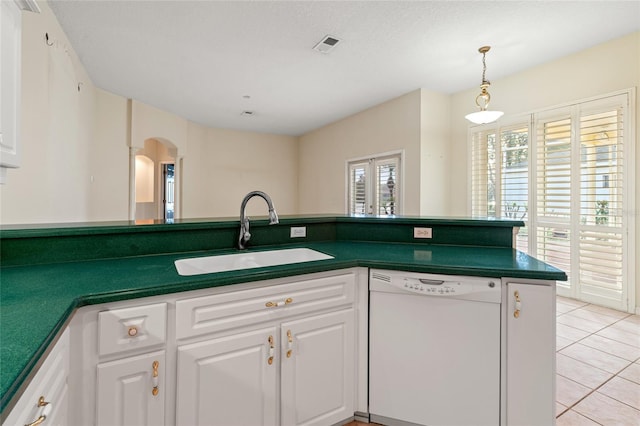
290,226,307,238
413,227,433,239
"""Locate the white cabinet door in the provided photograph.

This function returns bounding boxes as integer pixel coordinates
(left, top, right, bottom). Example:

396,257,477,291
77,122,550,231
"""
505,282,555,426
2,329,70,426
96,350,165,426
176,326,278,426
280,309,355,426
0,0,23,182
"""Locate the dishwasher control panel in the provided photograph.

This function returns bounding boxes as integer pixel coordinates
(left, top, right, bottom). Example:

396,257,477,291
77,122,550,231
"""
399,277,473,295
370,270,501,303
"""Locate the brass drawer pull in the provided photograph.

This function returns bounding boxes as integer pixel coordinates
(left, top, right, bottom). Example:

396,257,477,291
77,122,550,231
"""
25,396,51,426
514,290,522,318
265,297,293,308
128,326,139,337
152,361,159,396
286,330,293,358
268,335,275,365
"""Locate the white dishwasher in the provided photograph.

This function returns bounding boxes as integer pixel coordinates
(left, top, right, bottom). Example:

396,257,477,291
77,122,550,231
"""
369,269,502,426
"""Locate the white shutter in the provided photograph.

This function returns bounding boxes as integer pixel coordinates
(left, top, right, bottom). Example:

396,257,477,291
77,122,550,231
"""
375,156,400,215
577,102,625,305
471,130,497,217
348,162,368,215
500,125,529,252
534,113,573,284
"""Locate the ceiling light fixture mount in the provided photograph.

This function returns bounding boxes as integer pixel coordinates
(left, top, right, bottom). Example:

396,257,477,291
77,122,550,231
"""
465,45,504,125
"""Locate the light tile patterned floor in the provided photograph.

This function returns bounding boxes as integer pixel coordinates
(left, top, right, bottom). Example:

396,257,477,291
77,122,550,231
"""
556,296,640,425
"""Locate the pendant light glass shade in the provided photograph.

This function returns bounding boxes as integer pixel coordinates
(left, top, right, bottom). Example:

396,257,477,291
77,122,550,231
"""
466,46,503,125
465,110,504,124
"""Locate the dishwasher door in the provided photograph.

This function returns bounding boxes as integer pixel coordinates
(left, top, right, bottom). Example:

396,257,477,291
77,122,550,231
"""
369,270,501,426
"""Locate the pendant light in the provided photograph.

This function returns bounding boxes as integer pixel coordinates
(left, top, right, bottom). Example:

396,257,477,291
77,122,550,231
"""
465,46,504,125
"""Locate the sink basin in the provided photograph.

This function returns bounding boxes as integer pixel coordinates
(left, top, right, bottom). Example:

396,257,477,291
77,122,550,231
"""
175,248,334,276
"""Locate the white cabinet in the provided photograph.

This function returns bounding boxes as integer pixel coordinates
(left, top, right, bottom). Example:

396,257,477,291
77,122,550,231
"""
96,350,166,426
504,281,555,426
176,327,278,426
0,0,39,183
94,302,168,426
176,311,354,426
280,309,354,426
175,272,357,426
2,329,69,426
67,269,362,426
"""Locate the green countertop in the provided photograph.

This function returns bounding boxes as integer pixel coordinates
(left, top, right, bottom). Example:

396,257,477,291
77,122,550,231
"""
0,239,565,412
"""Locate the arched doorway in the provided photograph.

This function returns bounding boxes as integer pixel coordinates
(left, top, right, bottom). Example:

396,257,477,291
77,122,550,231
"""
130,138,180,222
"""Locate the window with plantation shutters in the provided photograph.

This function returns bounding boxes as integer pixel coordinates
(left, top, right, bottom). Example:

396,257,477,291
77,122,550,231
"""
347,153,402,216
470,91,633,312
471,124,529,252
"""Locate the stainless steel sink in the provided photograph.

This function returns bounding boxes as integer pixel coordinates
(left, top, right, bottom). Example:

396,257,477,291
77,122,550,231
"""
175,248,334,276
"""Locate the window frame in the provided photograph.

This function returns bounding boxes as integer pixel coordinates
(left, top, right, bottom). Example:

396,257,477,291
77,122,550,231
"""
345,150,404,216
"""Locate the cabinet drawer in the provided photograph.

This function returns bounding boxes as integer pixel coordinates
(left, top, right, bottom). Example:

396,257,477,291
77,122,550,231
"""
2,329,70,426
176,273,355,340
98,303,167,356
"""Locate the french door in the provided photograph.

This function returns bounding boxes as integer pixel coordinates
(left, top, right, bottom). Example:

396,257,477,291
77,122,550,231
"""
471,91,634,312
532,93,632,312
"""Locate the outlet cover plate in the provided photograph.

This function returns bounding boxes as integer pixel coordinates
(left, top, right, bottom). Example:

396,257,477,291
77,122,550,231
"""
290,226,307,238
413,227,433,239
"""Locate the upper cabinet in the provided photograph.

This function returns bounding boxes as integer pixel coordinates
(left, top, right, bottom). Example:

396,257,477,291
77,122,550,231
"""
0,0,39,183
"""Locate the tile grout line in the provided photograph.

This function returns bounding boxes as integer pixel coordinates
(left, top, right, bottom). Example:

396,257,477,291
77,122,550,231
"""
556,300,640,423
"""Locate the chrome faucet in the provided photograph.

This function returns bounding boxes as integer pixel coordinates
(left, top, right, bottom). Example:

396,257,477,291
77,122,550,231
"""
238,191,279,249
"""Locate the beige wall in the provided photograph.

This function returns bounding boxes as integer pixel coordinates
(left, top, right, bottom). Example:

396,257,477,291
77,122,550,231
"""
88,89,129,221
0,1,300,225
296,88,451,216
131,100,187,153
298,90,423,215
0,1,96,224
182,126,298,219
420,90,451,216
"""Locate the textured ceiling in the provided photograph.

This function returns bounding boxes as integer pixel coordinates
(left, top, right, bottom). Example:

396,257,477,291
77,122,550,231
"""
49,1,640,136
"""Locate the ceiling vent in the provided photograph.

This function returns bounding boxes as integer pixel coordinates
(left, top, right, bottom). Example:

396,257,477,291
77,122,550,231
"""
313,35,341,54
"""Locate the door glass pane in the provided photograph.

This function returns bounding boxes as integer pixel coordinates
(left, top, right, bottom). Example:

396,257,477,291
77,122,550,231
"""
349,164,367,215
537,119,572,219
501,127,528,252
578,107,624,299
376,160,397,215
